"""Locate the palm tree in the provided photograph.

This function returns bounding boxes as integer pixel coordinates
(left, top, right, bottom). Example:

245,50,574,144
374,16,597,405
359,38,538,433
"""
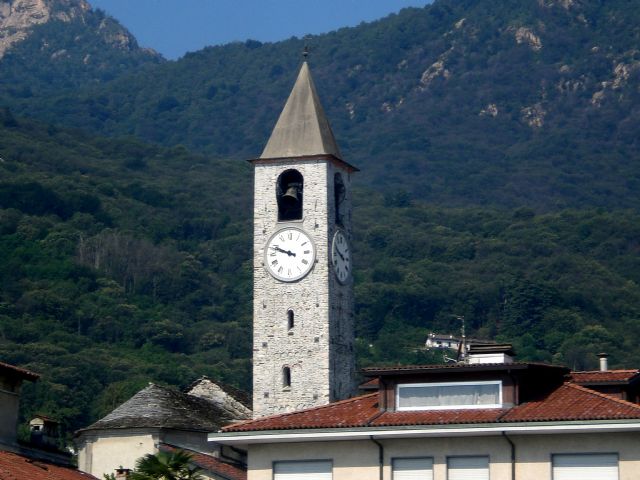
129,450,204,480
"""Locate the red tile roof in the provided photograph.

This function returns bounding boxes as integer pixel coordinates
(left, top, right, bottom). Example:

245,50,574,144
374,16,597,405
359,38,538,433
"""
0,361,39,381
223,383,640,432
570,370,640,384
359,378,379,390
501,383,640,422
159,444,245,480
0,450,97,480
224,394,381,432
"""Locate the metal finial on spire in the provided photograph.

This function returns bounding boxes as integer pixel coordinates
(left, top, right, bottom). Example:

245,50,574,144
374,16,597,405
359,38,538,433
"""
302,45,309,60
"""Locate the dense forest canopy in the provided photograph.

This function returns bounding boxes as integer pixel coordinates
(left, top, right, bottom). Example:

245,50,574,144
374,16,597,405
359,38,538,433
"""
0,0,638,445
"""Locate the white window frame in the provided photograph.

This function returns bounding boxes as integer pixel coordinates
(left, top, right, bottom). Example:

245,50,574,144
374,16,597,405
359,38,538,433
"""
396,380,502,411
447,455,490,480
273,459,333,480
392,456,434,480
551,453,619,480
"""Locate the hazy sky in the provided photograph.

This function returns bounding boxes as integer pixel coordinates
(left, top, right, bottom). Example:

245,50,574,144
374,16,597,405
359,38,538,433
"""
89,0,432,60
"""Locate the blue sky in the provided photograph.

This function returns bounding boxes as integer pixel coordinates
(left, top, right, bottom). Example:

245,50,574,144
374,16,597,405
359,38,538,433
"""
89,0,432,60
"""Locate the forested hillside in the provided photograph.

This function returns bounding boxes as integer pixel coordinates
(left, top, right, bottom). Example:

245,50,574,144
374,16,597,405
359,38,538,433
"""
2,111,639,436
0,0,639,446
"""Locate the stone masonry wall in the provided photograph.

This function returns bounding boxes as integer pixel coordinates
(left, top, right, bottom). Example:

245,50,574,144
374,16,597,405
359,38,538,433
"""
252,157,355,418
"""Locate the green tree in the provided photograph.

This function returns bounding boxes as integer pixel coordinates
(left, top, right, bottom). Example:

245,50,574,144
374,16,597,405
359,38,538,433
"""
129,450,203,480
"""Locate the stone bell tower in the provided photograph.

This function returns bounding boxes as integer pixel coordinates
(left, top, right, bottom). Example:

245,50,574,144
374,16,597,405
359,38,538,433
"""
252,61,357,418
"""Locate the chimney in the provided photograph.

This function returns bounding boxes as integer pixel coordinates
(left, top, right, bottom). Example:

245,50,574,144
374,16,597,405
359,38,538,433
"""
598,353,609,372
0,362,39,446
29,415,61,449
115,467,131,479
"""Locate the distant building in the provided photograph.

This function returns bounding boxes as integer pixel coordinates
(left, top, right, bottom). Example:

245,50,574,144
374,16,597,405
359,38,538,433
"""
0,360,98,479
75,377,249,480
425,332,461,351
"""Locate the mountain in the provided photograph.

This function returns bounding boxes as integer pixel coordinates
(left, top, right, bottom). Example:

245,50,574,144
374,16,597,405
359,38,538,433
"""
2,0,640,210
1,0,640,444
0,0,161,98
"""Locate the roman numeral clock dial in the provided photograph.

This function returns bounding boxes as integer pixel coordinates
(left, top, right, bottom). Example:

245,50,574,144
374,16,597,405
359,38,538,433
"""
264,227,316,282
332,230,352,284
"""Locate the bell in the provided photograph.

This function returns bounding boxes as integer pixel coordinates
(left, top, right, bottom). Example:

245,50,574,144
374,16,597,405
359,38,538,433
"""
282,185,300,203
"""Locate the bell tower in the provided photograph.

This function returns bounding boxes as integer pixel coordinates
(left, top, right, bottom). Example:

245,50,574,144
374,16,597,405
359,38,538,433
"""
252,61,357,418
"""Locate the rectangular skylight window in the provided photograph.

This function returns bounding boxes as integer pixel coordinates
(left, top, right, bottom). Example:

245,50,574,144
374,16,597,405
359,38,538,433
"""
397,381,502,411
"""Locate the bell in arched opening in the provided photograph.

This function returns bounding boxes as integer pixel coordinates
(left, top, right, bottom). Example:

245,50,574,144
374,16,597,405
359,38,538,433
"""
277,169,303,221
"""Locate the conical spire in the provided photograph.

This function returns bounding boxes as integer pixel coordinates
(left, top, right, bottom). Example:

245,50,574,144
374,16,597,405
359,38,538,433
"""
260,62,342,160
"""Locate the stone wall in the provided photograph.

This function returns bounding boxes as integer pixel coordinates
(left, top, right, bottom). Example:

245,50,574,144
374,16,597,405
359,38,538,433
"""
252,156,355,417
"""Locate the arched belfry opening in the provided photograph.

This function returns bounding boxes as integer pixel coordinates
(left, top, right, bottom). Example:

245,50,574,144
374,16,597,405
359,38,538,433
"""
277,169,303,221
334,172,346,225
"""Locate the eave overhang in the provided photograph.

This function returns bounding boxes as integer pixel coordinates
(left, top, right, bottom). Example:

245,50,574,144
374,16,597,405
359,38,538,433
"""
208,419,640,447
248,154,359,173
362,363,569,377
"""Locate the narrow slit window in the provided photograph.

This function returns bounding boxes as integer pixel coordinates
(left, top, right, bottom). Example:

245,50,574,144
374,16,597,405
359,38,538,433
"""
334,172,345,225
282,367,291,388
287,310,294,330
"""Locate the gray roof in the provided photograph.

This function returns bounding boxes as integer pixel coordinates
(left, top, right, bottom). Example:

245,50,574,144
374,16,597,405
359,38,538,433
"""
260,62,342,160
80,383,236,432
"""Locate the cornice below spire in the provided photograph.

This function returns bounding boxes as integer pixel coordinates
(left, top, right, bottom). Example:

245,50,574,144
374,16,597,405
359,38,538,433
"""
260,62,342,160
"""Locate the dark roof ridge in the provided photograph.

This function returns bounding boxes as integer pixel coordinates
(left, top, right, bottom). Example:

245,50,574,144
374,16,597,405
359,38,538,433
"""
0,360,40,380
362,361,568,375
565,382,640,410
222,393,378,431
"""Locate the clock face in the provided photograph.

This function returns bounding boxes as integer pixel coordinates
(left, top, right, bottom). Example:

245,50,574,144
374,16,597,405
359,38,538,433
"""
264,227,316,282
332,230,352,284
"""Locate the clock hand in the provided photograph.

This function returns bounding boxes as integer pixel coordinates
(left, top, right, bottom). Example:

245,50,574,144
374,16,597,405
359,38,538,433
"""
336,249,346,261
271,246,296,257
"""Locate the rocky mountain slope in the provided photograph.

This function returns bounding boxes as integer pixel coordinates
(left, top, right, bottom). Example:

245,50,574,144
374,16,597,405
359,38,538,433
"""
2,0,639,210
0,0,161,96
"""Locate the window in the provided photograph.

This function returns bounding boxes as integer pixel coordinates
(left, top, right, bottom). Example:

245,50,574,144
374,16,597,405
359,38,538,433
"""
447,456,489,480
334,173,345,225
287,309,294,330
393,457,433,480
282,367,291,389
397,381,502,411
552,454,618,480
274,460,332,480
277,169,303,221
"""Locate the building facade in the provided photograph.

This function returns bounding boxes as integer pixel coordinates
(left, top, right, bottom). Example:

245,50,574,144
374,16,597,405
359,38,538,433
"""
211,350,640,480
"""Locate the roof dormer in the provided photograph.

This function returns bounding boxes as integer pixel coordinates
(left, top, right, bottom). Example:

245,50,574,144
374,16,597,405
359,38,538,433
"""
363,348,569,413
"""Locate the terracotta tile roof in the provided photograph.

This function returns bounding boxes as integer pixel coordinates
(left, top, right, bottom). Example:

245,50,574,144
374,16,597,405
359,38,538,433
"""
223,383,640,432
159,444,245,480
370,408,507,427
0,361,39,381
358,378,379,390
0,450,97,480
502,383,640,421
570,370,640,384
223,394,381,432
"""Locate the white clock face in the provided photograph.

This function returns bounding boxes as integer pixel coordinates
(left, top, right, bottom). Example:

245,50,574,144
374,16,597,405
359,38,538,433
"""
264,227,316,282
332,230,351,284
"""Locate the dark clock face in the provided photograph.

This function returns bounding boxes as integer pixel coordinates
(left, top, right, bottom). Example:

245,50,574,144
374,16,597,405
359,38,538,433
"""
264,227,316,282
332,230,351,284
